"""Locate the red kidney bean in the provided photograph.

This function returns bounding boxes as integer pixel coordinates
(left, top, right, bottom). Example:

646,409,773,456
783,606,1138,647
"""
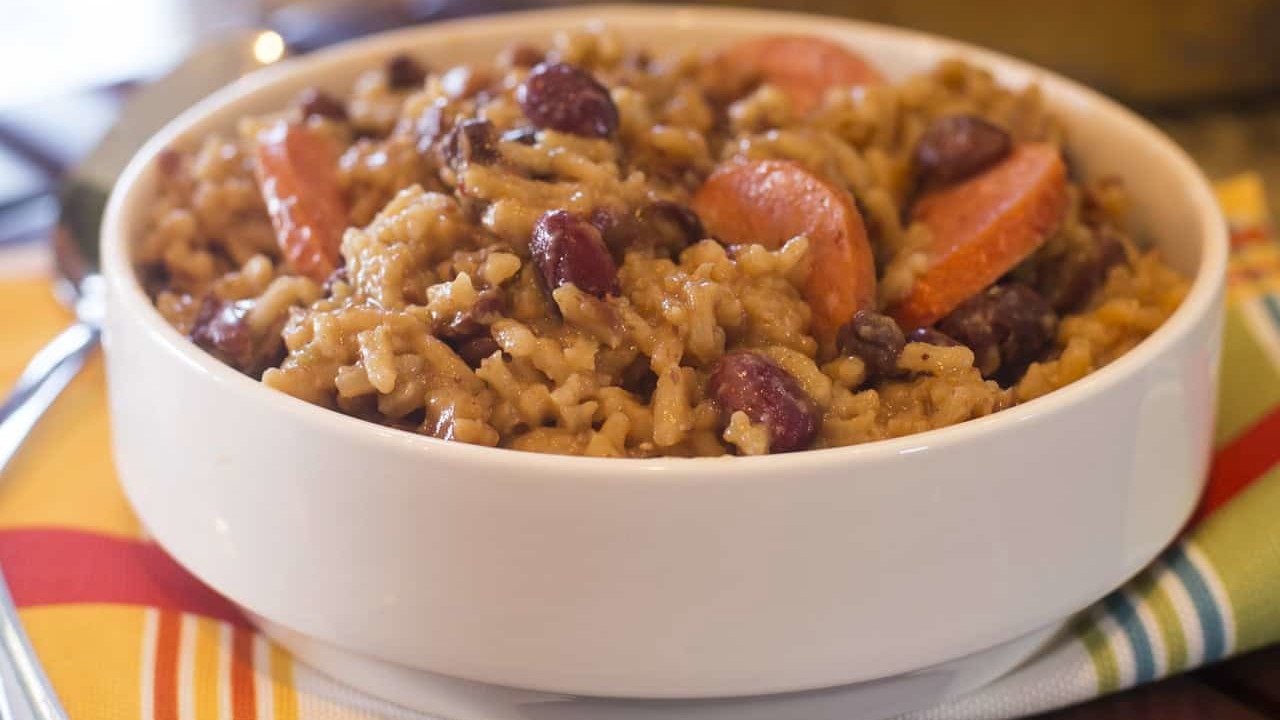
590,201,704,260
503,43,545,68
156,148,183,178
936,283,1057,379
189,297,284,378
190,297,249,360
639,201,705,249
907,327,960,347
517,62,619,138
440,118,498,169
1044,228,1127,313
914,115,1012,186
588,206,638,260
836,310,906,381
707,351,820,453
438,290,506,339
619,356,659,395
140,262,171,296
449,334,501,368
531,210,620,298
386,54,427,90
501,126,540,146
296,87,347,122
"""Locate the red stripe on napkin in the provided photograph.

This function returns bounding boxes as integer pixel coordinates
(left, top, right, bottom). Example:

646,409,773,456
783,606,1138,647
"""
155,610,181,720
0,528,248,626
1199,405,1280,521
232,626,259,720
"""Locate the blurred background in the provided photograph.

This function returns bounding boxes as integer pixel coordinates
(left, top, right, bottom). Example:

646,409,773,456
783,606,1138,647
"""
4,0,1280,257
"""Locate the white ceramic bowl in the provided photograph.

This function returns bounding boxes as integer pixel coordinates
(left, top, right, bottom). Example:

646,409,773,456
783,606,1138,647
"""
101,3,1226,712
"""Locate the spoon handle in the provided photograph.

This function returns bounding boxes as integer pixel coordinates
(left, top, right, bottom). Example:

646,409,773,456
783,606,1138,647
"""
0,322,97,720
0,564,69,720
0,323,100,477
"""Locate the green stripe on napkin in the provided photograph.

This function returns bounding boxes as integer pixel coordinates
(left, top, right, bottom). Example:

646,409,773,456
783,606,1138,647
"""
1194,469,1280,653
1216,304,1280,445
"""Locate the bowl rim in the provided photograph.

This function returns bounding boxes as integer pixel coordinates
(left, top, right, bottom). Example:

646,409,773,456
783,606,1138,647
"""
101,3,1228,477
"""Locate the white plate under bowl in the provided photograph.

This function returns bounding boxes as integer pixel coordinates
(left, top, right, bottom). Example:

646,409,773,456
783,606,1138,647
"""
254,612,1062,720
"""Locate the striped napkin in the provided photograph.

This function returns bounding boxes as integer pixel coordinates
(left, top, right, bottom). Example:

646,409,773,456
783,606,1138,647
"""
1,174,1278,720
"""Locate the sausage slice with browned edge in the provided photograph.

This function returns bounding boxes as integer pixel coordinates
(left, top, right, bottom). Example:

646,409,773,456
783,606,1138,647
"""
717,34,885,115
254,121,350,283
692,159,877,342
888,143,1068,330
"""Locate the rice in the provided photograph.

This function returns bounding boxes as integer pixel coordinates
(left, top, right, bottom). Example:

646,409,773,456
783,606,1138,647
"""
138,27,1188,457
